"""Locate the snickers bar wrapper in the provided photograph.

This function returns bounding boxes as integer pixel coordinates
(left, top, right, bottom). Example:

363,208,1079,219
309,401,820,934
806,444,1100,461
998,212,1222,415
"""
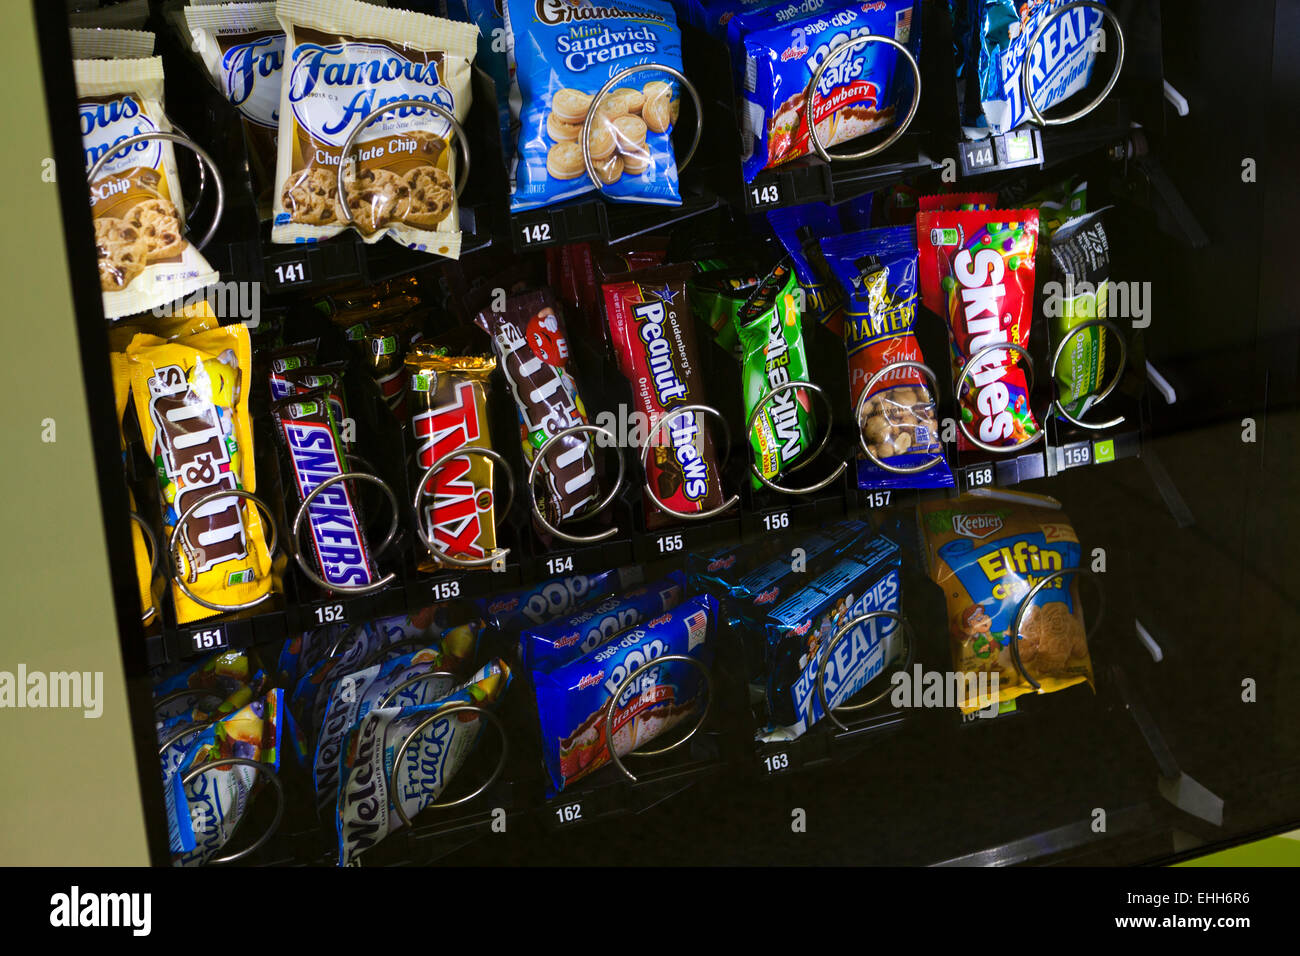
271,388,380,592
406,349,500,572
603,265,728,530
473,289,601,527
127,325,274,624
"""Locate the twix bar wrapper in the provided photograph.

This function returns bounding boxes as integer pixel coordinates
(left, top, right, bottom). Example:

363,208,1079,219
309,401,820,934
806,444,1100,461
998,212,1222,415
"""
406,348,500,572
272,388,379,592
183,2,284,220
126,325,274,624
272,0,477,258
76,56,220,319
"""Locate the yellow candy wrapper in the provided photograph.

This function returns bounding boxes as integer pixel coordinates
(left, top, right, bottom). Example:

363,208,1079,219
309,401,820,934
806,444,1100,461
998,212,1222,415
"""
126,325,273,623
110,351,161,624
920,491,1095,713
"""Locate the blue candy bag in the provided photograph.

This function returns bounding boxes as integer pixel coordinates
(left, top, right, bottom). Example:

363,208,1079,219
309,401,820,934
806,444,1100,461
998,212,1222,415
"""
819,225,955,491
534,593,716,793
766,193,872,335
975,0,1107,133
521,571,687,673
740,0,920,183
504,0,687,211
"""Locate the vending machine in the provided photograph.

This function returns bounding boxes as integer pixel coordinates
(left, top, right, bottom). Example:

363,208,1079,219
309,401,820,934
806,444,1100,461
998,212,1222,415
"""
27,0,1300,869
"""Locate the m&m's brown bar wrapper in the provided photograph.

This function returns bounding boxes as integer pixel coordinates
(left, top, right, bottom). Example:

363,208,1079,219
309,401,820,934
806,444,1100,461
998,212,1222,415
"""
474,290,601,528
406,347,500,572
602,265,728,529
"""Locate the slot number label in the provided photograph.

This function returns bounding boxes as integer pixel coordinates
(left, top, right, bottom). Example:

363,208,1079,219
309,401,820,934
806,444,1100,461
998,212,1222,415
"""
428,579,461,601
1061,442,1092,469
269,257,310,289
314,603,345,625
656,533,684,554
863,490,892,509
554,803,582,824
763,752,791,775
519,222,552,246
749,183,781,208
547,555,575,575
762,512,789,531
965,465,995,490
189,627,227,653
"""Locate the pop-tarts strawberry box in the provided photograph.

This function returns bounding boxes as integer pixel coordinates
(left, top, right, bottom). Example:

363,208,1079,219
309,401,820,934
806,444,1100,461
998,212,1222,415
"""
739,0,920,182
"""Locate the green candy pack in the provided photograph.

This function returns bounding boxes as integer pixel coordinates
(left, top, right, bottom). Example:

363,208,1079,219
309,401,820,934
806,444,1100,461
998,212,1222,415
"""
734,263,816,489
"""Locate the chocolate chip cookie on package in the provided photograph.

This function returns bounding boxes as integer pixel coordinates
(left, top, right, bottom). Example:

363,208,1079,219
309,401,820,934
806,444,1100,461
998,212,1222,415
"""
75,55,219,319
272,0,477,259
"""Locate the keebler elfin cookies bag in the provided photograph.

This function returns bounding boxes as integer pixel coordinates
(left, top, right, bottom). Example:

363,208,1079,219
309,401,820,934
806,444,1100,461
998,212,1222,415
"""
921,491,1095,713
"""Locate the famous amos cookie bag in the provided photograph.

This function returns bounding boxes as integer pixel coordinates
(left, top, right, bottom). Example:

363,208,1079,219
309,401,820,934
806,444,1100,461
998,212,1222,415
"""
917,206,1041,452
272,0,477,258
504,0,687,211
405,346,503,570
126,324,275,623
920,491,1095,712
602,264,732,528
76,55,220,319
820,225,954,490
182,2,284,220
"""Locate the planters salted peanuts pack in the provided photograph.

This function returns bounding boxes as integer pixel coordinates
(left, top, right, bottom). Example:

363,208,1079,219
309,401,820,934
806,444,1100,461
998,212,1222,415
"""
504,0,687,211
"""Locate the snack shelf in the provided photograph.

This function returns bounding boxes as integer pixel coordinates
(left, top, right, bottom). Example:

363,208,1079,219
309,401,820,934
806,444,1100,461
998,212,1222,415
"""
752,708,909,778
509,189,724,253
955,100,1133,179
739,151,943,214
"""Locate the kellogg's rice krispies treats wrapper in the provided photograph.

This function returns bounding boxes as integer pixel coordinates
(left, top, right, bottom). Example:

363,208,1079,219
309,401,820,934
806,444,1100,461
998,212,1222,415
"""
272,0,477,258
533,593,715,794
76,56,221,319
504,0,687,212
920,491,1094,713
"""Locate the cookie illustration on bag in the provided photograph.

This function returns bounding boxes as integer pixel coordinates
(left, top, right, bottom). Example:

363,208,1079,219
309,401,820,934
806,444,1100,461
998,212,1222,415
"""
76,56,220,320
504,0,687,211
272,0,478,259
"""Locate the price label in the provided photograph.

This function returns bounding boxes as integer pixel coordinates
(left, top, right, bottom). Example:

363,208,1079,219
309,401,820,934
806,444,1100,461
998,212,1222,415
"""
762,751,791,775
1060,442,1092,470
554,803,582,824
519,221,553,247
960,140,997,173
656,533,684,554
547,555,575,575
863,490,892,509
965,464,995,491
762,512,789,531
268,256,311,290
429,579,461,601
314,603,345,625
748,182,782,209
188,627,227,653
